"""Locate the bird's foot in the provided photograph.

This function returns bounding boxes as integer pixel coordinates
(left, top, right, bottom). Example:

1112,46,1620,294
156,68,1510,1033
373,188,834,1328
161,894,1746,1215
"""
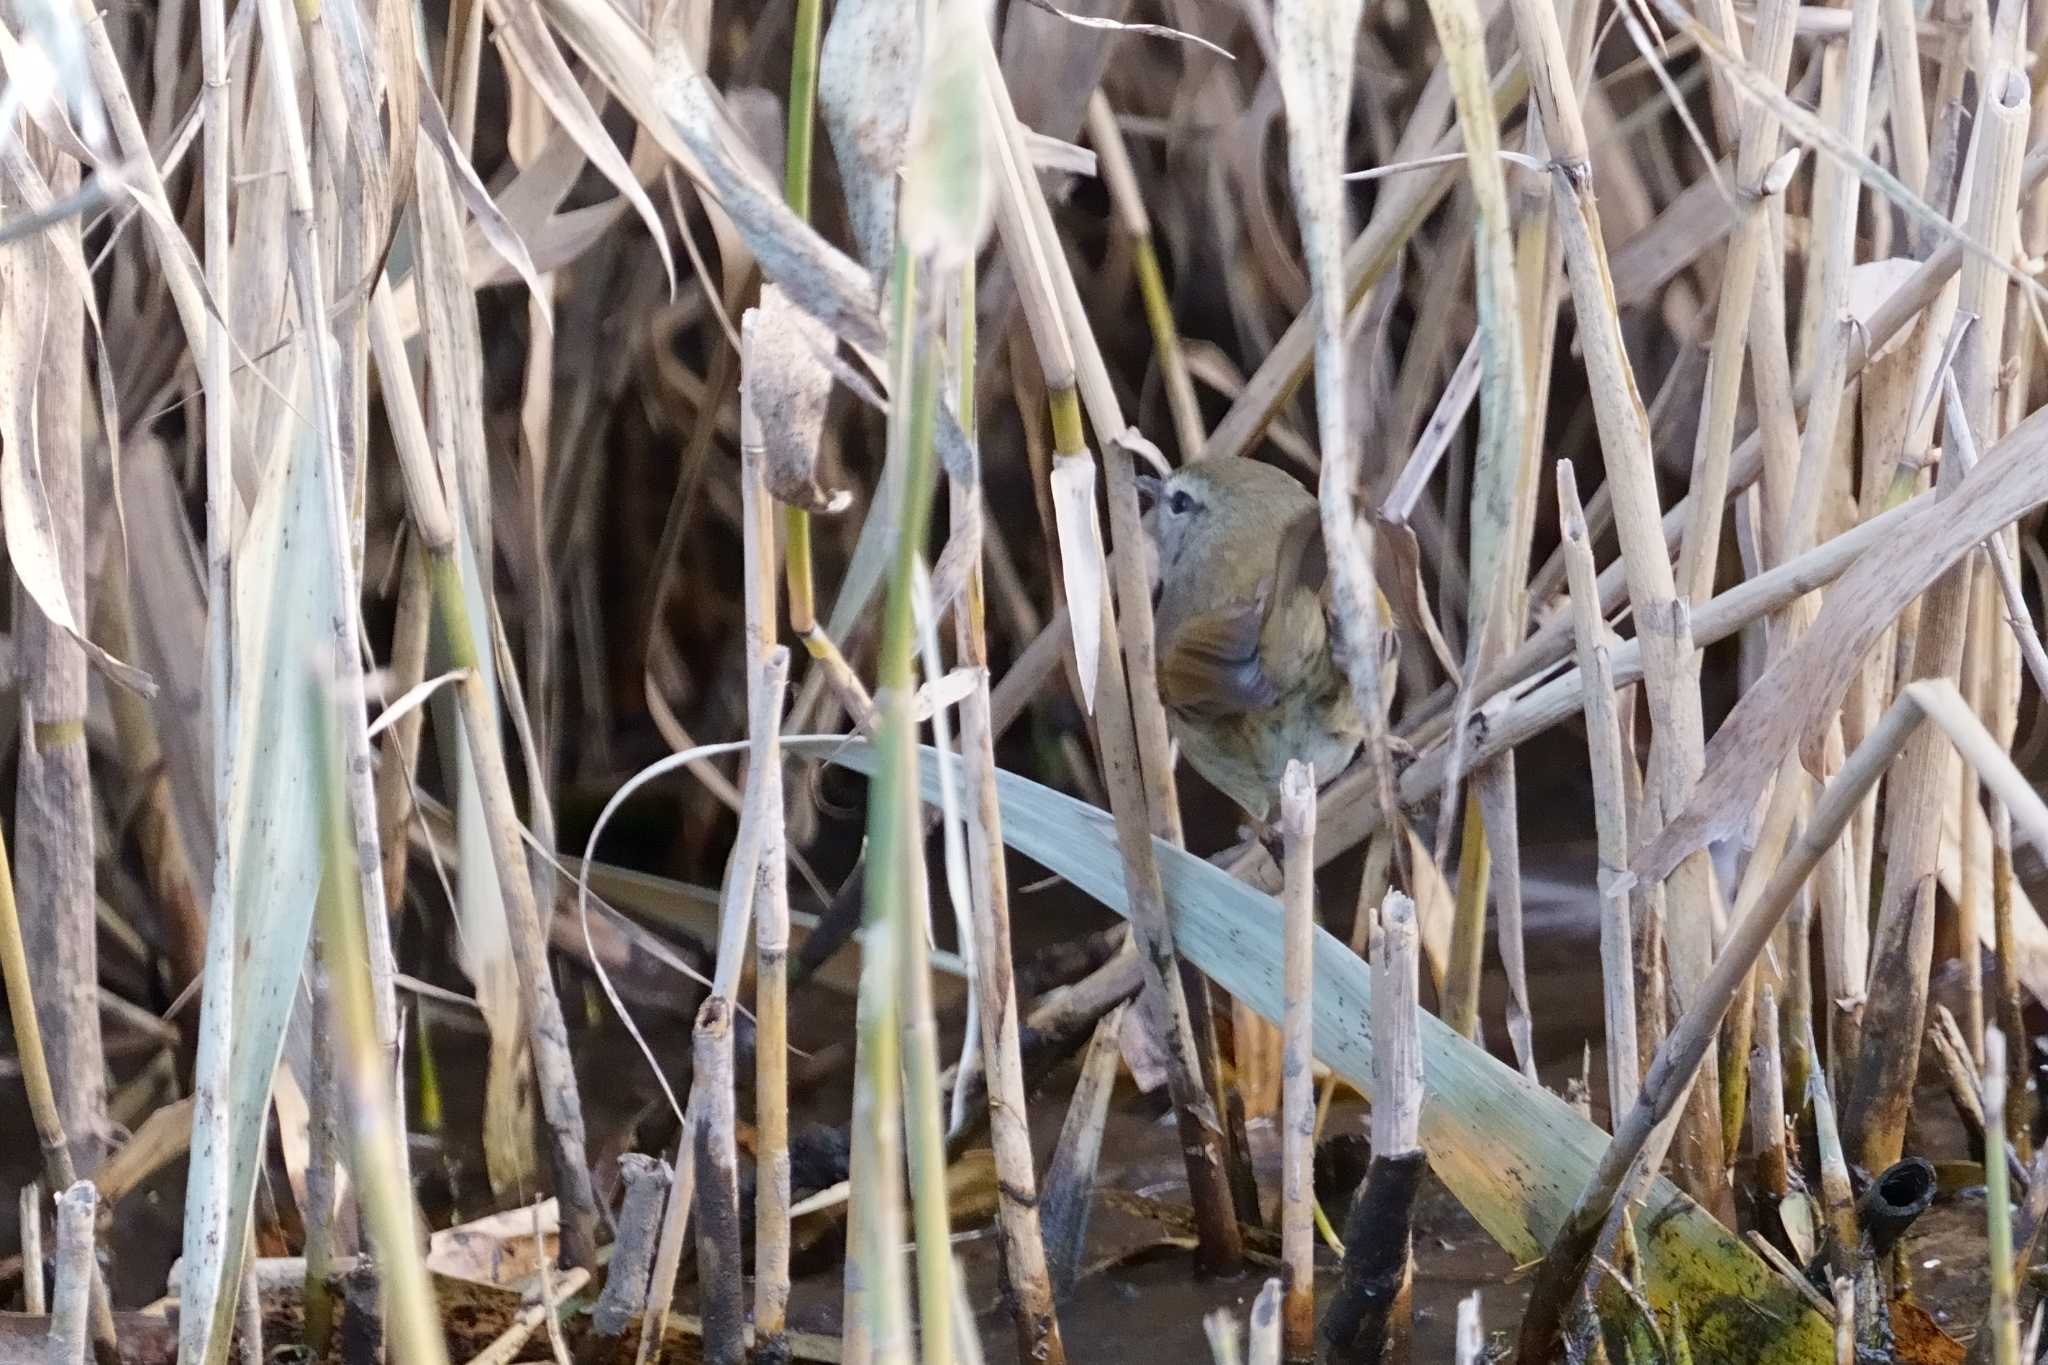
1247,815,1285,867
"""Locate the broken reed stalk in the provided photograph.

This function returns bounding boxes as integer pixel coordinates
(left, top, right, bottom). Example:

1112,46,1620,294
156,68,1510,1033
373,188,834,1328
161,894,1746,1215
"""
1249,1279,1283,1365
1279,763,1316,1363
1557,460,1639,1120
1456,1294,1485,1365
1846,23,2027,1174
1515,678,2048,1356
593,1155,672,1340
1750,986,1790,1209
426,551,598,1268
1931,1006,1989,1151
19,1184,42,1316
47,1181,95,1365
1503,0,1727,1212
1041,998,1130,1296
694,998,745,1365
952,415,1066,1355
632,648,789,1365
979,24,1241,1273
1323,892,1422,1365
310,664,447,1365
1986,1027,2023,1365
1807,1046,1858,1279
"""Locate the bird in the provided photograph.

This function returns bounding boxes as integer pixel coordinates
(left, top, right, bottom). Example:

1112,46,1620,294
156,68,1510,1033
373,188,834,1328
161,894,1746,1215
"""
1138,455,1366,826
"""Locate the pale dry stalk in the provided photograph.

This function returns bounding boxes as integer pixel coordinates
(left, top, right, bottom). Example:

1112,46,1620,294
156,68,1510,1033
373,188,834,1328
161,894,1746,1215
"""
1557,461,1639,1120
952,487,1065,1355
693,998,745,1365
1278,762,1316,1363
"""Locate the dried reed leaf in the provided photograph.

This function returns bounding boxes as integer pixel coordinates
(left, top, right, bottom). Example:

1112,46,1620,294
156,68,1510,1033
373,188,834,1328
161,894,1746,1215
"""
415,73,553,331
1050,450,1106,712
743,288,849,516
1014,0,1234,58
818,0,922,273
0,237,150,696
1639,404,2048,882
485,0,676,294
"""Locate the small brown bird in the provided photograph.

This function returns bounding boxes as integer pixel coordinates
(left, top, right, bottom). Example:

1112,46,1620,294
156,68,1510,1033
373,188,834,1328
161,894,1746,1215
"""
1139,455,1364,825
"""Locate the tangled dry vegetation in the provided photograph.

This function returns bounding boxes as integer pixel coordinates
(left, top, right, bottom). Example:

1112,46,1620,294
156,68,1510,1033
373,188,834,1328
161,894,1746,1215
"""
7,0,2048,1362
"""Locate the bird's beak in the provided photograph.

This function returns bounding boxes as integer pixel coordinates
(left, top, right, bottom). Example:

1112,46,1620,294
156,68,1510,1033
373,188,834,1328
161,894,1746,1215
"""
1134,473,1163,507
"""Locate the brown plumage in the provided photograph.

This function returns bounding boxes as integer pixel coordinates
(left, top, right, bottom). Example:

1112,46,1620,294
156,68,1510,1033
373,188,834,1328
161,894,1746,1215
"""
1140,455,1364,824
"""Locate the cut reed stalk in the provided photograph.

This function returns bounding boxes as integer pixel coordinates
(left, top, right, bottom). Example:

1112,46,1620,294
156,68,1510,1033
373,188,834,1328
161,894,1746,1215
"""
1807,1047,1858,1280
593,1155,671,1341
1278,763,1316,1363
1249,1279,1283,1365
1323,893,1422,1364
1986,1027,2023,1365
46,1181,95,1365
693,997,745,1365
0,773,111,1354
1042,1000,1130,1296
18,1183,42,1316
1754,985,1792,1192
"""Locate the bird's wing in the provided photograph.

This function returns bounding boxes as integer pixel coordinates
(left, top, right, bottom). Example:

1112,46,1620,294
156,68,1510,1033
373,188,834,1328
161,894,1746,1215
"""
1159,596,1281,717
1267,504,1327,616
1160,508,1323,717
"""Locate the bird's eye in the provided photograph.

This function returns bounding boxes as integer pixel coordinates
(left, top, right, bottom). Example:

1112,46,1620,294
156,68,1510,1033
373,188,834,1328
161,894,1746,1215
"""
1168,489,1194,515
